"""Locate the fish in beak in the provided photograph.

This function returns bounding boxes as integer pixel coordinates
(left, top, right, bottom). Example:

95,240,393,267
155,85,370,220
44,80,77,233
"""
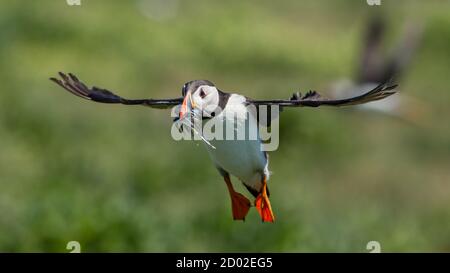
175,90,215,149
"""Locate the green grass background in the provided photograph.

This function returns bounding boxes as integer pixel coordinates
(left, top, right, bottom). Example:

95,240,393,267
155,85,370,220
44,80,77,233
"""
0,0,449,252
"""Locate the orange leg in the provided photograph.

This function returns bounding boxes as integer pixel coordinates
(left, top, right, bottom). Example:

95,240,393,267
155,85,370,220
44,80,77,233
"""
224,175,251,221
255,176,275,223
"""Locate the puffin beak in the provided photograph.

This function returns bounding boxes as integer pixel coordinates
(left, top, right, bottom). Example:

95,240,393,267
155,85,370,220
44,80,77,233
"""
179,91,196,120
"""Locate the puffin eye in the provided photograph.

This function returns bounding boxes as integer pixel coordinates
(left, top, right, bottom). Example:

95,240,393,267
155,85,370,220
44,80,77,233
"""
199,89,206,99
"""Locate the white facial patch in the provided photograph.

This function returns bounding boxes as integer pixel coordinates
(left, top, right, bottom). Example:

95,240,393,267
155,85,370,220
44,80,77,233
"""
192,85,219,116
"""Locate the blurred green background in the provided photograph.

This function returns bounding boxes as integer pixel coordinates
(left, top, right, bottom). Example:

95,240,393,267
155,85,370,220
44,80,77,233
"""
0,0,449,252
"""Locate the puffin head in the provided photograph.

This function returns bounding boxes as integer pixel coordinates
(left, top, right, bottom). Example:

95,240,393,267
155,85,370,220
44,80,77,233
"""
178,80,220,121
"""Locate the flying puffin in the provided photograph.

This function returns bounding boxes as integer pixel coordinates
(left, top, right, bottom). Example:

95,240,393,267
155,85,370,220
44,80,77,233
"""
50,72,397,222
330,17,424,123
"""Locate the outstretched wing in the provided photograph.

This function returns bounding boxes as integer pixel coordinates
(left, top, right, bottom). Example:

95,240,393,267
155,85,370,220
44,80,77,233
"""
50,72,183,109
247,80,397,108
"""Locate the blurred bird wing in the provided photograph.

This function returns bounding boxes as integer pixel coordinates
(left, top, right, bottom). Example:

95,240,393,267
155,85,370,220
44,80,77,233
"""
358,17,423,84
357,16,385,83
247,80,397,108
50,72,183,109
380,22,423,82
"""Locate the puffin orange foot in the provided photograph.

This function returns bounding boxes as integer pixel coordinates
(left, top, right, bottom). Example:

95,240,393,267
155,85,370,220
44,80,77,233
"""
255,178,275,223
230,191,251,221
224,174,251,221
255,195,275,223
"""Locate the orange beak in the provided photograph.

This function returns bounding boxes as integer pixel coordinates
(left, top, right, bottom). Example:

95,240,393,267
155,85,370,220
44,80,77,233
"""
179,91,196,120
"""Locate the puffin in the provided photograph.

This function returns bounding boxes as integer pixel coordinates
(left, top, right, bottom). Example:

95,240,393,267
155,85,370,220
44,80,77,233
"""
50,72,397,222
330,17,423,123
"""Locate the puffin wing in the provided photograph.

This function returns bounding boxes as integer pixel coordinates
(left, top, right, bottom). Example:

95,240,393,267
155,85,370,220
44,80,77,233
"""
247,80,397,108
50,72,183,109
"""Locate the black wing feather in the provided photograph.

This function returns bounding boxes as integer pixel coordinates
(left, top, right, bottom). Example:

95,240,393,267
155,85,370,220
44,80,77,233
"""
248,80,397,108
50,72,183,109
